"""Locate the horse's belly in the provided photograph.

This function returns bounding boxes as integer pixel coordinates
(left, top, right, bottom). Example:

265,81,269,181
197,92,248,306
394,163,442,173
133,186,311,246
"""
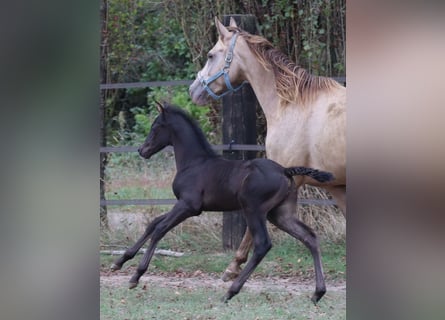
265,127,309,168
264,109,346,185
308,103,346,184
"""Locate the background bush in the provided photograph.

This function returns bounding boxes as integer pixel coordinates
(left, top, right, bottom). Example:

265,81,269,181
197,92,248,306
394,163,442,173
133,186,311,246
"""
101,0,345,145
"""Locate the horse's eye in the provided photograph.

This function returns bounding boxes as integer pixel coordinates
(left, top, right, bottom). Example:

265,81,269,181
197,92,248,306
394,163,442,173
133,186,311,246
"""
207,53,213,59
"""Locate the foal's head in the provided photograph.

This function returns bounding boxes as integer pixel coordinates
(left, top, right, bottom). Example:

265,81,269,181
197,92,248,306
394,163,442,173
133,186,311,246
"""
138,101,217,160
138,102,172,159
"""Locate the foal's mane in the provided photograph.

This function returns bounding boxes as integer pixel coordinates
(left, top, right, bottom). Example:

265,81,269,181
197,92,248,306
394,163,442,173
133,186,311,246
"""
228,27,342,106
165,104,218,157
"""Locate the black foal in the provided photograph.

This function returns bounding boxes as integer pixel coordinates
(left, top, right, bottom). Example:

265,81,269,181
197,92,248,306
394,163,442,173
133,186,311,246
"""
111,102,334,304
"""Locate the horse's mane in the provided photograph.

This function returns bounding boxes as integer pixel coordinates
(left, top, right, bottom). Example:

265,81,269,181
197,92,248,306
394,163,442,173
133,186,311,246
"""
164,104,218,157
228,27,342,106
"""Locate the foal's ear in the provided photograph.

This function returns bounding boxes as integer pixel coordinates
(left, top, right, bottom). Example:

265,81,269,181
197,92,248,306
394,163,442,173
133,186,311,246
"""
215,17,231,41
153,99,164,114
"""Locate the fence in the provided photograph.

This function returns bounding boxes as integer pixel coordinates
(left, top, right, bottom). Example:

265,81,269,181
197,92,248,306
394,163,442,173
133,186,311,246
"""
99,77,345,209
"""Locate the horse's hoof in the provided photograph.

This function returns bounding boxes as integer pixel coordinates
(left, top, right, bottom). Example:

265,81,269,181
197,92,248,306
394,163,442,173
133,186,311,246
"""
311,288,327,305
221,269,239,282
128,281,138,289
110,263,121,271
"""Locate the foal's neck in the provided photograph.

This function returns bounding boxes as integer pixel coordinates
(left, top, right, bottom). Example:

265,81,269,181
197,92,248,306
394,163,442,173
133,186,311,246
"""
171,121,215,171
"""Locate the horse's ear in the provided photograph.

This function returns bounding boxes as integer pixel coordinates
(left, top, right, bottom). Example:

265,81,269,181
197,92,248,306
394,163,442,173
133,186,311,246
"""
229,17,238,28
214,17,230,41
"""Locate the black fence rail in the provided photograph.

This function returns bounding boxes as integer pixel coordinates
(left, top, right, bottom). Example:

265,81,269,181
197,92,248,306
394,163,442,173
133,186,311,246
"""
99,77,346,90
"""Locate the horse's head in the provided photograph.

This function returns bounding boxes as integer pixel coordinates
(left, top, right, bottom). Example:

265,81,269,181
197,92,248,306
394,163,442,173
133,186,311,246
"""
189,17,247,105
138,102,172,159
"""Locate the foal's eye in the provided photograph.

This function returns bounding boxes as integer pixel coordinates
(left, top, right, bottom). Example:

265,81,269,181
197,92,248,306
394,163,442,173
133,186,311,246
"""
207,53,214,59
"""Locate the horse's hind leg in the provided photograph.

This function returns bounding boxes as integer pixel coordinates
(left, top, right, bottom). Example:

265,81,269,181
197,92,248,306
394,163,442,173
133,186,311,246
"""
324,185,346,218
222,228,253,282
111,213,168,271
267,202,326,304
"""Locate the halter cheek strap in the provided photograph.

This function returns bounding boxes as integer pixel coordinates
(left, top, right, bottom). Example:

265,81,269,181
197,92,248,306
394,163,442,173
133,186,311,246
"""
199,32,247,100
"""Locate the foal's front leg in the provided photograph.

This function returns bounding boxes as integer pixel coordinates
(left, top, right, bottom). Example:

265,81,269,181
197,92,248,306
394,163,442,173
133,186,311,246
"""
110,214,168,271
128,201,200,289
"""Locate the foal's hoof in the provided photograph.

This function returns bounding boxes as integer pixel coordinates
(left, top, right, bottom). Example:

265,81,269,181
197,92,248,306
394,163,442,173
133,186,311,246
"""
221,290,237,304
110,263,121,271
221,294,230,304
311,288,327,305
221,269,239,282
128,281,138,289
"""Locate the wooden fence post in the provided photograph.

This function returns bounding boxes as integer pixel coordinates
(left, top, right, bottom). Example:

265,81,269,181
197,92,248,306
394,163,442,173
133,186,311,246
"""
222,14,259,250
100,0,109,228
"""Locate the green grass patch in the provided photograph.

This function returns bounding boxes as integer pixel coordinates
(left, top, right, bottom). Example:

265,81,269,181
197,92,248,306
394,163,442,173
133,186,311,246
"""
100,282,345,320
101,240,345,319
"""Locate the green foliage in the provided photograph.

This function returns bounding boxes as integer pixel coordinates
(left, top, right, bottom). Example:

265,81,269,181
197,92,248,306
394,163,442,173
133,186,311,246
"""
148,86,215,142
256,0,345,76
102,1,346,148
106,0,195,83
128,106,155,143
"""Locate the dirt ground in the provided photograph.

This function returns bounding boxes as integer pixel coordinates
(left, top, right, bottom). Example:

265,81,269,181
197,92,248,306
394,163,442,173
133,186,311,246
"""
100,271,346,296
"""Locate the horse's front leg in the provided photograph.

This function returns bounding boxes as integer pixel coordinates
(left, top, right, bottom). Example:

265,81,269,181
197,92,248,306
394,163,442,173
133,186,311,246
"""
128,201,200,289
222,228,253,281
111,214,168,271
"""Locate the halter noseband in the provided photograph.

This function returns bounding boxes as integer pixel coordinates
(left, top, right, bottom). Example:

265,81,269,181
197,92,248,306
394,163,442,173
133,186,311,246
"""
199,32,247,100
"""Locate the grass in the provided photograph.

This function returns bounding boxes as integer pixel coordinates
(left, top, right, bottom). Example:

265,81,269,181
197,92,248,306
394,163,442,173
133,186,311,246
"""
101,152,346,319
100,284,345,320
100,240,345,319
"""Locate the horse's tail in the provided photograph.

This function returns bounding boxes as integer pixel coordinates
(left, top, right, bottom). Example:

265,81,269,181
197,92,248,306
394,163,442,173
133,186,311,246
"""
284,166,335,183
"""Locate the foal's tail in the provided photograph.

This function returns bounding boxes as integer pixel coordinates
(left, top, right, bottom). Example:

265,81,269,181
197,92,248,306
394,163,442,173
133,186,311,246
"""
284,166,335,183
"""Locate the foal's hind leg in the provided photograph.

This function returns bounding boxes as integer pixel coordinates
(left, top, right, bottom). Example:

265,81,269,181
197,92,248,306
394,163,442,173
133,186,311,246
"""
223,209,272,302
268,202,327,304
111,213,168,271
222,229,252,282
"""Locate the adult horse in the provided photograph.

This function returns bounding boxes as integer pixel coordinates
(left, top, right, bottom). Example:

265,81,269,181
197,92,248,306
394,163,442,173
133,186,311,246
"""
189,18,346,281
111,102,334,303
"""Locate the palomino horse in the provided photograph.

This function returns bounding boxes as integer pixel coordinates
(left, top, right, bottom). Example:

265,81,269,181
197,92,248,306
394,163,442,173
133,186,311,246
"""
189,17,346,281
111,102,334,303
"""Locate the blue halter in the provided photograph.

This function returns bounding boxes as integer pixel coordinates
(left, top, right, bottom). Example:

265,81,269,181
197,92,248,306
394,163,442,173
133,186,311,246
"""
199,32,247,100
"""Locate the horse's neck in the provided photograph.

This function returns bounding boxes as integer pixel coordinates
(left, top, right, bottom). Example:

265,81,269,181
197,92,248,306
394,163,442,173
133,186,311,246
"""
242,60,285,123
171,123,211,171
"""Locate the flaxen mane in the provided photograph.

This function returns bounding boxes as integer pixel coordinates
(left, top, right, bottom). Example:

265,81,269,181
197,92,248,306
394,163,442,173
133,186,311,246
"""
228,27,342,106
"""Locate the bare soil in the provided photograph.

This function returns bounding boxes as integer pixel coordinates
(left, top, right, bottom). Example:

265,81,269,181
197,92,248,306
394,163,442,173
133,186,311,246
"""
100,270,346,296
